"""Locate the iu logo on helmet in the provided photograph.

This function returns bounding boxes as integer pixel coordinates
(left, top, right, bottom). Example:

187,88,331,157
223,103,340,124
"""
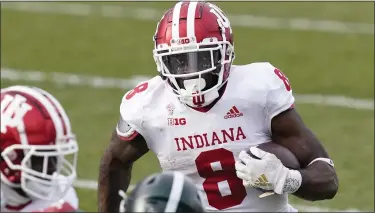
1,94,32,133
192,95,205,107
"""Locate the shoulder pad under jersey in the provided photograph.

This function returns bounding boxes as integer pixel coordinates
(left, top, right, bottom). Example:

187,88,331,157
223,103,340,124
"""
231,62,281,86
232,62,294,99
231,62,295,129
261,62,295,119
119,76,164,138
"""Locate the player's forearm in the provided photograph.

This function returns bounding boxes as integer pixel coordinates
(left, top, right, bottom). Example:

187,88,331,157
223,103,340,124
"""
294,162,338,201
98,150,133,213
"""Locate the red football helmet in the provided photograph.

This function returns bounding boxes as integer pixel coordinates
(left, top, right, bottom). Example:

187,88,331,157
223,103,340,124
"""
153,1,234,108
0,85,78,203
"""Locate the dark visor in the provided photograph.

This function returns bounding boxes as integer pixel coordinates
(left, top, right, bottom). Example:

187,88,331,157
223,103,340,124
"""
162,50,220,75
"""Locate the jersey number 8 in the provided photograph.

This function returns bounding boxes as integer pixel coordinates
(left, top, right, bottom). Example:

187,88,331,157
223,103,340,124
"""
125,82,149,100
274,68,291,91
195,148,247,210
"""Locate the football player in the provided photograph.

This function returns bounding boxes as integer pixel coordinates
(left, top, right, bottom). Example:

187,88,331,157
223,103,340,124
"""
98,1,338,212
119,171,204,212
1,85,80,212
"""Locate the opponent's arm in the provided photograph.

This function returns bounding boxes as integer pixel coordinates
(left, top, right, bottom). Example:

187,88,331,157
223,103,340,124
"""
271,108,338,201
98,129,148,213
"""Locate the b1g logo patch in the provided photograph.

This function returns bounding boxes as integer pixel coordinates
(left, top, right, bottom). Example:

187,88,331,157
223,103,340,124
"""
168,118,187,126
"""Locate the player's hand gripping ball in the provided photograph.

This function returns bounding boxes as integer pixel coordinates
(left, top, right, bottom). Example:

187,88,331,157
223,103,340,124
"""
235,143,300,196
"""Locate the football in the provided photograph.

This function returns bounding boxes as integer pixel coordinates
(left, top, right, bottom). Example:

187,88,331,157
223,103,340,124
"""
248,142,300,169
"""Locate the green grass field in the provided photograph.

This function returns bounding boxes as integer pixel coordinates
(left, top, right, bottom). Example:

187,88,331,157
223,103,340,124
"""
1,2,374,212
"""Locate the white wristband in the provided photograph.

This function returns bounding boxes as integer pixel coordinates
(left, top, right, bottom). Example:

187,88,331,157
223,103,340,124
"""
283,170,302,194
308,158,334,167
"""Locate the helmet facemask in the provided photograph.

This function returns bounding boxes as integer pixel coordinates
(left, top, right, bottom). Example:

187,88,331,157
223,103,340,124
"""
1,135,78,201
154,37,234,108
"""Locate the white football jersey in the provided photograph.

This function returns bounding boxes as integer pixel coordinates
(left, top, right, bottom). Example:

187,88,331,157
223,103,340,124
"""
0,186,79,212
119,62,297,212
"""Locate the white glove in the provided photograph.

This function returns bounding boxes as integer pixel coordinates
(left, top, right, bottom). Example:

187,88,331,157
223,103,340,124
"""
235,147,302,195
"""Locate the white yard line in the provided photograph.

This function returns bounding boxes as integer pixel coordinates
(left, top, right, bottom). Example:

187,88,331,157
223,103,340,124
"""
1,67,373,110
294,94,374,110
72,179,361,212
1,2,373,35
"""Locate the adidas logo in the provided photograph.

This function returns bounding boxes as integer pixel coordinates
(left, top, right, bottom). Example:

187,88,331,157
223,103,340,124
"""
254,174,271,187
224,106,243,119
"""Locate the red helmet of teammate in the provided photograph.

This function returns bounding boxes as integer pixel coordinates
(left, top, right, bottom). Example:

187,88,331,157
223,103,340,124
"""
153,1,234,108
0,86,78,202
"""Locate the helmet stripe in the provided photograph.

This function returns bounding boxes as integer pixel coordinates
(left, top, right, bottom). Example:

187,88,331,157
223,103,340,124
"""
165,172,185,212
186,1,198,38
171,2,183,39
33,87,72,136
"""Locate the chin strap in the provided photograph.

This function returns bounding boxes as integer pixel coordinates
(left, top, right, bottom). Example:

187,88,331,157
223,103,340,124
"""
1,183,31,208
